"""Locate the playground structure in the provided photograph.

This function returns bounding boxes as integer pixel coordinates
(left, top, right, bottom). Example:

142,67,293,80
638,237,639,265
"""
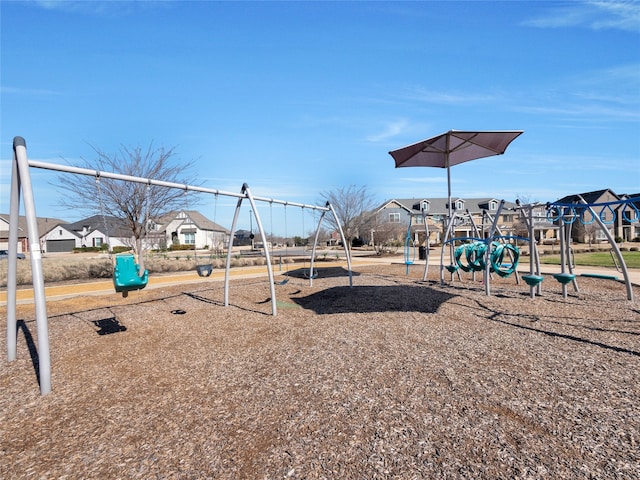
6,136,352,395
436,199,525,296
431,196,637,301
534,196,637,301
390,130,525,294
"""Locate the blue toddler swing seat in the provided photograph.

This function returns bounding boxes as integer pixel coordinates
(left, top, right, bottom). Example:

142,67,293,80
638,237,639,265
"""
113,253,149,297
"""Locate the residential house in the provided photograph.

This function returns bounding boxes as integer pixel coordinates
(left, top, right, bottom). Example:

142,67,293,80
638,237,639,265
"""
553,189,621,243
370,197,519,246
155,210,230,250
41,215,132,252
619,193,640,241
520,203,558,244
0,214,67,253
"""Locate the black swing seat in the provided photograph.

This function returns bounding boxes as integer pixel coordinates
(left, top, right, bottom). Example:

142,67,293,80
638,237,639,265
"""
303,268,318,279
196,264,213,277
113,253,149,293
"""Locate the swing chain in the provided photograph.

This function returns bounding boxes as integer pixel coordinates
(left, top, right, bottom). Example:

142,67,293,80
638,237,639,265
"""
95,173,112,257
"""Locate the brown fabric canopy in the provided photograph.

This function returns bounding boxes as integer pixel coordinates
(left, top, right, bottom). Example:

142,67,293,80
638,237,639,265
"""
389,130,523,216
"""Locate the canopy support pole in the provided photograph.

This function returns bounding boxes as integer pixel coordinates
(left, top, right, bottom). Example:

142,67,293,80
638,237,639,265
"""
421,207,430,281
483,200,505,296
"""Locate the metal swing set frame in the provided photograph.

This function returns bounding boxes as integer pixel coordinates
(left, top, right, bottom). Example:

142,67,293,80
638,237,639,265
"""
6,136,352,395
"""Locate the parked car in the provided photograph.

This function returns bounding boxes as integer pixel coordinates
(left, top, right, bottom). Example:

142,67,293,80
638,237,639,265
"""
0,250,26,260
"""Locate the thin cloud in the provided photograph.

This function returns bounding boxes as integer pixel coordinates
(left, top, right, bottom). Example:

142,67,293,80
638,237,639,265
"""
522,0,640,32
1,86,62,96
510,64,640,122
399,177,447,184
366,120,409,143
33,0,168,17
398,87,499,106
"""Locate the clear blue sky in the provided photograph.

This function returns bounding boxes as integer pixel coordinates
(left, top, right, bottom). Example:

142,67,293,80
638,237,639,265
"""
1,0,639,235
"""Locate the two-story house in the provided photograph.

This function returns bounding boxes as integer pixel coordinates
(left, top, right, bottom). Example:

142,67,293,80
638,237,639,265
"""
370,197,519,246
155,210,230,251
553,189,622,244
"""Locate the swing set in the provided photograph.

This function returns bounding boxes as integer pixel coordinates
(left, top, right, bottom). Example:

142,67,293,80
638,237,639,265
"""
6,136,352,395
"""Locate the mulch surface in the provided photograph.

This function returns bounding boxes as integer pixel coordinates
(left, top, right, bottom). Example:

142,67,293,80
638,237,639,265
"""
1,265,639,479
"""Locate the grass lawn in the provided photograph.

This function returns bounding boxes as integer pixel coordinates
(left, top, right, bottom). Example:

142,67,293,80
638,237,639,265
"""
541,250,640,268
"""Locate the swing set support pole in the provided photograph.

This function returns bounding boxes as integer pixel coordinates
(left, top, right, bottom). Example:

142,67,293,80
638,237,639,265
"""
308,209,325,287
244,185,277,315
7,138,51,395
327,202,353,287
223,184,278,316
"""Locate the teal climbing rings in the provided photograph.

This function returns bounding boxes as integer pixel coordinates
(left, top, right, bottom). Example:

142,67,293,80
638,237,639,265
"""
490,243,520,278
454,244,472,272
453,242,485,273
466,242,487,272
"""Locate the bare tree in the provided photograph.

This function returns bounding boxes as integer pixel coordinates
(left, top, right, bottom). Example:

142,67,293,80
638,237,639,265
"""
320,185,377,249
57,144,196,273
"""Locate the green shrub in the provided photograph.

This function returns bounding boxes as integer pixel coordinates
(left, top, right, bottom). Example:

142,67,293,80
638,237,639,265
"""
169,244,194,251
72,246,102,253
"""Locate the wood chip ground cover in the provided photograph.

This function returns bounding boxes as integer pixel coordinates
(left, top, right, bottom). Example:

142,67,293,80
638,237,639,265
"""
1,266,639,479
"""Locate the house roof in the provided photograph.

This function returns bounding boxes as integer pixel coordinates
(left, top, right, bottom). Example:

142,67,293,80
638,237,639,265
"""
554,189,619,205
65,214,133,237
376,197,516,214
156,210,230,234
0,214,68,238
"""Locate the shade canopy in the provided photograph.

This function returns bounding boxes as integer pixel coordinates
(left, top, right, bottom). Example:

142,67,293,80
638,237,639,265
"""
389,130,523,219
389,130,523,169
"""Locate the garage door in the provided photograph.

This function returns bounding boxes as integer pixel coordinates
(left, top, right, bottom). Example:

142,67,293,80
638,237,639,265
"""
46,239,76,253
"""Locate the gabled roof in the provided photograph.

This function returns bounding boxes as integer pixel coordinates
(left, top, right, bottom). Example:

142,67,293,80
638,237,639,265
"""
376,197,515,215
155,210,230,234
555,189,619,205
0,214,69,238
375,199,414,213
65,215,133,238
185,210,230,233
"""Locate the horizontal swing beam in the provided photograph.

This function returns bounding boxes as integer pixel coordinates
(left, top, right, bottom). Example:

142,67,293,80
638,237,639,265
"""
27,160,331,212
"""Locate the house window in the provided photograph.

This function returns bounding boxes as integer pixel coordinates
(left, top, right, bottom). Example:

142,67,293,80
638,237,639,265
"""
489,200,499,211
502,214,513,223
421,201,429,212
94,237,103,247
184,232,195,245
414,215,424,224
455,200,464,211
389,213,400,223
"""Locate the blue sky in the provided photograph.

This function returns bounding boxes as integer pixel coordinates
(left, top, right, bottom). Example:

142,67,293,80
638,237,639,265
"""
1,0,639,235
